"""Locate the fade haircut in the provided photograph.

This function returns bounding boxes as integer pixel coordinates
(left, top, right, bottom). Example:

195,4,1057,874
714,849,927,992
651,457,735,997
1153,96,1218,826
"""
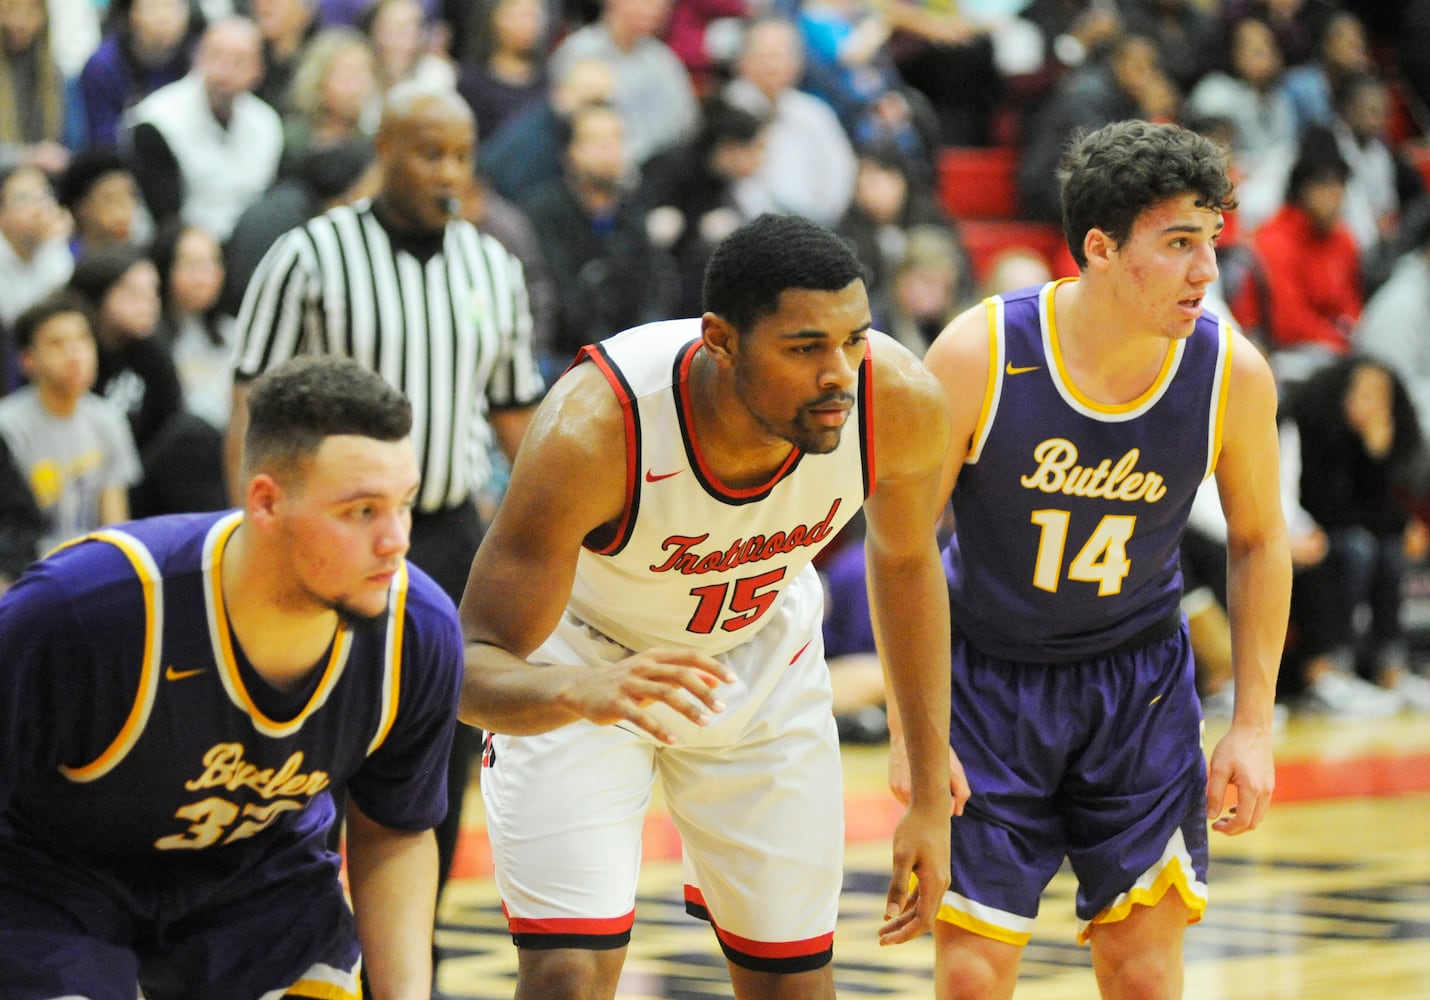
1058,120,1236,268
702,213,866,332
242,356,412,483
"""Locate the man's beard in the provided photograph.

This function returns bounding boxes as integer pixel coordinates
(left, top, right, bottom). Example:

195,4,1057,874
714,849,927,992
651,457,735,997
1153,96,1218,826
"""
284,581,389,630
335,603,387,631
737,379,853,456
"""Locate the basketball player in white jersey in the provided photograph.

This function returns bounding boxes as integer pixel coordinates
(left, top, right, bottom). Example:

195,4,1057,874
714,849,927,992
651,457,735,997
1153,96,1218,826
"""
458,213,968,999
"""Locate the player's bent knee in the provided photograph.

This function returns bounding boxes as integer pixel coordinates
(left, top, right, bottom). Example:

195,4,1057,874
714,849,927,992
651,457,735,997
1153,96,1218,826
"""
934,923,1022,1000
1088,897,1188,1000
727,963,836,1000
1092,952,1182,1000
936,957,1017,1000
515,946,627,1000
1092,949,1184,1000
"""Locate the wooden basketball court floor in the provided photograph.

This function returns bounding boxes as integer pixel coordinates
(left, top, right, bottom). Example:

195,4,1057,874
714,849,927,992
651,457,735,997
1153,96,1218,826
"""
432,714,1430,998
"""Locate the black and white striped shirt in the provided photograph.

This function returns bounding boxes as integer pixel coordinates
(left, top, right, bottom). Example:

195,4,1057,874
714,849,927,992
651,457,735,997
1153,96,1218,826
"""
232,200,545,513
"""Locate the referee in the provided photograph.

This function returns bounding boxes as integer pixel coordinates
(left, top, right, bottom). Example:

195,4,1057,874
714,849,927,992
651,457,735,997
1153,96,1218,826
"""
225,81,545,933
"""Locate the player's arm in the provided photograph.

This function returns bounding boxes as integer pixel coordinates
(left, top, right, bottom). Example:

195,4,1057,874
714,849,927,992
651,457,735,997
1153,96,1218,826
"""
922,301,992,506
1207,329,1292,834
489,404,538,465
880,299,989,798
861,332,960,945
458,365,733,739
344,799,437,999
876,299,990,805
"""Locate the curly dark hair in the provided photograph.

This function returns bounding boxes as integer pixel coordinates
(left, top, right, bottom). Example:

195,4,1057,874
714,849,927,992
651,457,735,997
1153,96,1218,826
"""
1058,120,1236,268
701,213,867,332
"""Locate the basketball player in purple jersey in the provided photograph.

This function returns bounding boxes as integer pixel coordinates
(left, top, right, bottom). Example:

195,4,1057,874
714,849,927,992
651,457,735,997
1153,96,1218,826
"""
0,356,464,998
917,120,1292,998
458,213,966,999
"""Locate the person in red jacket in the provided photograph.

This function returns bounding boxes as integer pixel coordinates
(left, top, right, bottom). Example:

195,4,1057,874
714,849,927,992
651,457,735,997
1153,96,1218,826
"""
1235,126,1362,385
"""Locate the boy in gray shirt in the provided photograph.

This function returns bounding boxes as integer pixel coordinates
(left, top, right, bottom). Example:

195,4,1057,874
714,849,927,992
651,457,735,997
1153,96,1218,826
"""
0,292,140,554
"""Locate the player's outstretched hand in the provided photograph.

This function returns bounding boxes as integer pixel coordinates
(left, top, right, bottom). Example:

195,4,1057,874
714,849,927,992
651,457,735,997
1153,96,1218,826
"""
558,648,736,744
1206,721,1274,836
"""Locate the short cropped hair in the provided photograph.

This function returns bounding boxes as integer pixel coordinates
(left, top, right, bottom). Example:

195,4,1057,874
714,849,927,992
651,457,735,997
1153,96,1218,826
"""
243,356,413,483
1058,121,1236,268
702,213,866,332
12,291,96,352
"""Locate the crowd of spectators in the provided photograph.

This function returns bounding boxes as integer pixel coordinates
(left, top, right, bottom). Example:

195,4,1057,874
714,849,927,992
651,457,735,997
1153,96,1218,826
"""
4,0,1430,734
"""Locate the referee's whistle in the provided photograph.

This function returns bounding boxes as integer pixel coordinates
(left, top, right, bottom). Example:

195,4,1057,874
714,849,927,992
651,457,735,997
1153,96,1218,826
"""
442,196,461,217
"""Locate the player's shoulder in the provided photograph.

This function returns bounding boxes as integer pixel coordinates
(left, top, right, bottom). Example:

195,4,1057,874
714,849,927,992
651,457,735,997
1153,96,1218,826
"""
923,298,994,382
505,354,630,487
396,562,464,648
995,283,1045,308
3,529,153,624
867,329,941,396
1223,323,1278,403
399,560,457,616
46,512,220,576
867,331,950,472
545,352,626,425
597,318,701,369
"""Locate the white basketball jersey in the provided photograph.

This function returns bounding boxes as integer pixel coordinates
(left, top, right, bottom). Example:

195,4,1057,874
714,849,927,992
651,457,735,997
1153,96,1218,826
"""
567,319,873,656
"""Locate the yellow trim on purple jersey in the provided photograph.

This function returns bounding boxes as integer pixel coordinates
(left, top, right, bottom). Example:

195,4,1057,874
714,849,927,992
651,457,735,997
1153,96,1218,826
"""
1206,318,1234,478
367,561,408,755
203,513,356,738
967,296,1003,464
57,530,164,783
1044,278,1183,418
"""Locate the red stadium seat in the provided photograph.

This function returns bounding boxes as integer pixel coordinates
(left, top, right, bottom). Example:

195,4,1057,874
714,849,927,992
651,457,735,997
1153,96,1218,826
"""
1408,142,1430,193
937,145,1020,221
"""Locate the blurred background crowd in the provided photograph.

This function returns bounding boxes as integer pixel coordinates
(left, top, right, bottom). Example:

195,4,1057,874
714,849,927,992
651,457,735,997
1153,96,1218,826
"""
4,0,1430,729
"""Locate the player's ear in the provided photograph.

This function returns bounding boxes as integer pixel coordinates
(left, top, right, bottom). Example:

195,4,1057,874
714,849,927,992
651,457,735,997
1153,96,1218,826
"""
1084,227,1116,271
245,473,283,525
701,312,738,368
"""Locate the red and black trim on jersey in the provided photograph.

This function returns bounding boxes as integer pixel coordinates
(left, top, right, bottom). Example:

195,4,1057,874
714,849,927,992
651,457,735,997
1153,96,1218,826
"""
858,346,875,499
684,886,834,973
576,342,643,558
674,340,807,505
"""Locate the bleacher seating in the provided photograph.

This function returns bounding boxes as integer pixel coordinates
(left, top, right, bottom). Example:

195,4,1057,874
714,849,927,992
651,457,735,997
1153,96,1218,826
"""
1408,142,1430,193
936,143,1078,286
936,145,1020,221
960,218,1075,286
